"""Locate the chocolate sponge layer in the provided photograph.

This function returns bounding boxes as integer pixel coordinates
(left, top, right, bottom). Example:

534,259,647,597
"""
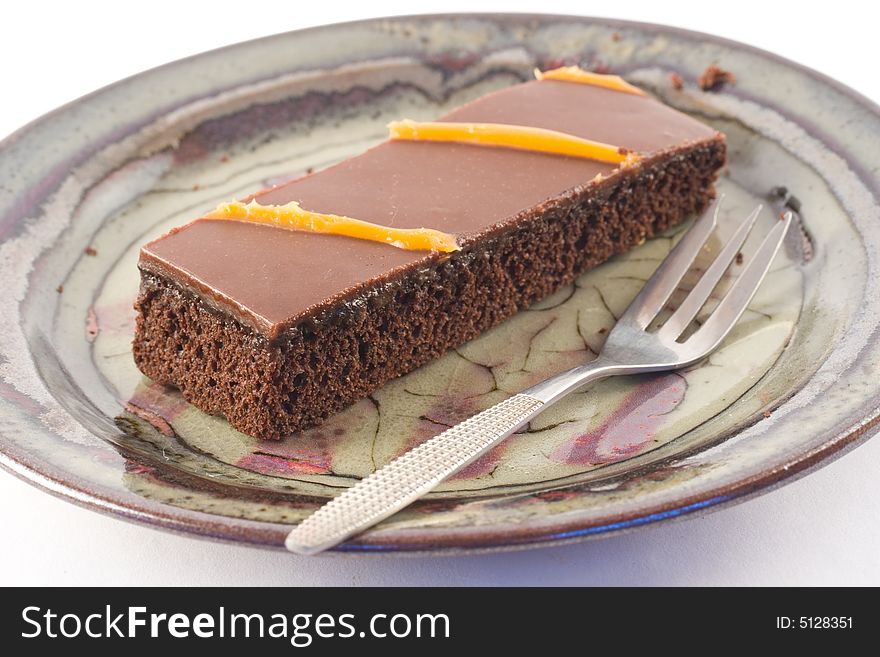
133,139,724,439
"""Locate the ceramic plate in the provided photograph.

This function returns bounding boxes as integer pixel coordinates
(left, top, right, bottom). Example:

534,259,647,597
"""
2,14,879,553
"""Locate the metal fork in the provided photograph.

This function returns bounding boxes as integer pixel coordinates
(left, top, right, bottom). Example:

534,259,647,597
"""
286,200,793,554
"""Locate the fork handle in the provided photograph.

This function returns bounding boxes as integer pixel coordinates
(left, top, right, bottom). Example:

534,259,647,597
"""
522,356,630,403
285,361,621,554
286,393,545,554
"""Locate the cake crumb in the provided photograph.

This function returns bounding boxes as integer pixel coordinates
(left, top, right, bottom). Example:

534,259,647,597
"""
541,57,569,71
598,327,607,334
306,166,314,174
85,246,98,257
192,183,200,191
220,154,230,163
763,410,772,418
670,73,684,90
56,284,64,294
698,65,736,91
611,32,621,42
735,252,744,265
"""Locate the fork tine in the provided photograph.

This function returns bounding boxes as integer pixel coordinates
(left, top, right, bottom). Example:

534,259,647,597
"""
659,204,762,340
686,211,792,353
621,197,721,329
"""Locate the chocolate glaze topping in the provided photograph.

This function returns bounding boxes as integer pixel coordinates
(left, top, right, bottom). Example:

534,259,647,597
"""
140,79,717,338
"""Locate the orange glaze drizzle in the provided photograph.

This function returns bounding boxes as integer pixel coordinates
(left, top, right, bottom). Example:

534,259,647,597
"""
207,69,643,251
534,65,645,96
204,200,460,253
387,119,640,165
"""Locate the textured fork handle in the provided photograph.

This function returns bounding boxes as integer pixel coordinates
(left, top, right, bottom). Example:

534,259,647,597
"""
285,393,545,554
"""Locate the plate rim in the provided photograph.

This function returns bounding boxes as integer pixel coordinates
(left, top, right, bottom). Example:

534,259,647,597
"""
1,12,879,554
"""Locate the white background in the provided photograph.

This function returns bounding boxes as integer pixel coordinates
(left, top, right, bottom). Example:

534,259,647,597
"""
1,1,878,586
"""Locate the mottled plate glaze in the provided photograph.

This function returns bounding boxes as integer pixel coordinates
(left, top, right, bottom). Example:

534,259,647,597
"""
1,14,879,553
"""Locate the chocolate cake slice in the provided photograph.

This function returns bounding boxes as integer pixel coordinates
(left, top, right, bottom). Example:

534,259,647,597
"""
134,73,725,440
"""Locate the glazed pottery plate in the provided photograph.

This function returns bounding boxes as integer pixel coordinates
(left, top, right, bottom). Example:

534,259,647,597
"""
1,14,879,553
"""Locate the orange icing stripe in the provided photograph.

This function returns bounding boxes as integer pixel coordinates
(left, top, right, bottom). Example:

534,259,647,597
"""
204,200,459,253
388,119,639,165
534,65,645,96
